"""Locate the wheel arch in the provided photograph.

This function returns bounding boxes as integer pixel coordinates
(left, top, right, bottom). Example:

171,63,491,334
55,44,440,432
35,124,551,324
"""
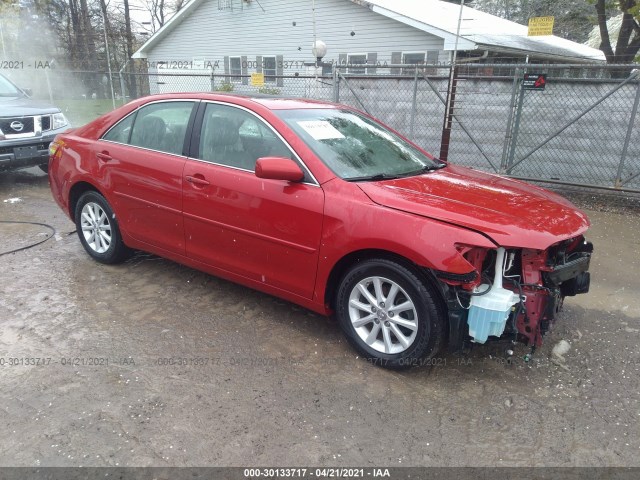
68,181,102,221
324,249,447,316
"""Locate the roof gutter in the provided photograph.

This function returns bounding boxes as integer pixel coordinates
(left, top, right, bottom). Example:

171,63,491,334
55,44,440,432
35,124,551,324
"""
473,43,606,64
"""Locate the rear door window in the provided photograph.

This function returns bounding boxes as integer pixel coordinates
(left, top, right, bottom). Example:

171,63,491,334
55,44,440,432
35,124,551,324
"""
108,101,195,156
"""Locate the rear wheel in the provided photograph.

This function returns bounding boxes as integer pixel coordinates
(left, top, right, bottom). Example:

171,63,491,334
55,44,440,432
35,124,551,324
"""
336,259,444,369
75,191,130,264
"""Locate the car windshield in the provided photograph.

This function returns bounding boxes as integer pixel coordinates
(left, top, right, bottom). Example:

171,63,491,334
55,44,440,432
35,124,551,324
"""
0,75,23,97
275,108,442,181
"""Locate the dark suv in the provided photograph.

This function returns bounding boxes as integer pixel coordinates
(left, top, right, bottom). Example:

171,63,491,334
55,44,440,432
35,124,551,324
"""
0,73,70,172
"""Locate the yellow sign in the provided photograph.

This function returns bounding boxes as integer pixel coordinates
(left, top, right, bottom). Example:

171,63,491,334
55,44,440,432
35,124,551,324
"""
528,16,554,36
251,72,265,87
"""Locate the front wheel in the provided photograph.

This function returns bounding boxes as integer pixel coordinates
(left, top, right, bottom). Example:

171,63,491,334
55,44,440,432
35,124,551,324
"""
75,191,131,264
336,259,444,369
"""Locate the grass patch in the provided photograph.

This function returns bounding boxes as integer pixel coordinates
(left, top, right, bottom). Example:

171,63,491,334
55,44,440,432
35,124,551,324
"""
54,99,123,127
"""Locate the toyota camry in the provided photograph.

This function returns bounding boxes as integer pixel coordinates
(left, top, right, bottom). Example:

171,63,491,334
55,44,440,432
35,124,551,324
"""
48,93,592,368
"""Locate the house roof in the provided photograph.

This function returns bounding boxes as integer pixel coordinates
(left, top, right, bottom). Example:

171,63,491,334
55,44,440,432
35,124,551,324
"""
361,0,605,62
133,0,605,63
133,0,205,58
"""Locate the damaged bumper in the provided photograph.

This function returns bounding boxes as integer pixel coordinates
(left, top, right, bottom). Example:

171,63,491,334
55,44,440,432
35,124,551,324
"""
441,236,593,351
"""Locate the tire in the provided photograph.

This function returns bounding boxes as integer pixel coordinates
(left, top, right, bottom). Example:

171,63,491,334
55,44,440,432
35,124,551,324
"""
336,259,444,369
38,164,48,173
75,191,131,264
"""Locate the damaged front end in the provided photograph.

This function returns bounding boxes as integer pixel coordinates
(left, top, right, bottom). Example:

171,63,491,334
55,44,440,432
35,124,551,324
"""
438,237,593,351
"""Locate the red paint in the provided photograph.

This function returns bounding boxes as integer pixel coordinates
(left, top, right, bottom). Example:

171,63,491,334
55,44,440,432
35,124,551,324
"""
49,93,591,329
255,157,304,182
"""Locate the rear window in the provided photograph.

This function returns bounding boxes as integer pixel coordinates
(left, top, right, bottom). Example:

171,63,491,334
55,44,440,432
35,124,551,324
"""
103,101,195,156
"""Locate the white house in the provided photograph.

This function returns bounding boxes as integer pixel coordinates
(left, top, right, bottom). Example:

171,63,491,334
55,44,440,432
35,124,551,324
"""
132,0,605,93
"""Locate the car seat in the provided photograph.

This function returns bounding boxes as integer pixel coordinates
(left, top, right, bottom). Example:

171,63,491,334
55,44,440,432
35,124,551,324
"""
201,115,255,170
131,115,167,151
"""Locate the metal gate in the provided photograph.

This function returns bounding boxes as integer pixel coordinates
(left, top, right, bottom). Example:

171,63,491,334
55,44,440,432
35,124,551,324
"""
333,63,640,192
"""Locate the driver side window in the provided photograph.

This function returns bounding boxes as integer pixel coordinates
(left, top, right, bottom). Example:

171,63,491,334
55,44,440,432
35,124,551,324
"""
198,104,293,171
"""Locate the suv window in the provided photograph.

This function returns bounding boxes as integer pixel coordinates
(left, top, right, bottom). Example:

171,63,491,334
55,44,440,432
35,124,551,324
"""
0,74,22,97
198,103,292,171
127,102,194,155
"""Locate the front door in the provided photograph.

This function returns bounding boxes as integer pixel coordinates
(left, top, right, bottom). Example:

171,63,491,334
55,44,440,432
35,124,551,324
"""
182,102,324,299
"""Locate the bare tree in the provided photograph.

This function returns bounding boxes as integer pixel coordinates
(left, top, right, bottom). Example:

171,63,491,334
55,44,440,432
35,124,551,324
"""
593,0,640,64
139,0,185,32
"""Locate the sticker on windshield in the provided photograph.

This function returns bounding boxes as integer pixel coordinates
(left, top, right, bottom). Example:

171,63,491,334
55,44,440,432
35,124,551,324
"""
297,120,345,140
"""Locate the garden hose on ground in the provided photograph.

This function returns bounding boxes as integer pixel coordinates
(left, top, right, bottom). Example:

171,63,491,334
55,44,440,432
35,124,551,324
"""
0,220,57,257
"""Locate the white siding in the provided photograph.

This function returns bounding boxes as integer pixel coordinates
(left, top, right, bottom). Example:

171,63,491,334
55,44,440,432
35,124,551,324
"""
146,0,447,72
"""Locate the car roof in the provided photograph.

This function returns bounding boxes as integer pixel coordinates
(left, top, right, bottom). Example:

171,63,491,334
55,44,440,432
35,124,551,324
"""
135,92,339,110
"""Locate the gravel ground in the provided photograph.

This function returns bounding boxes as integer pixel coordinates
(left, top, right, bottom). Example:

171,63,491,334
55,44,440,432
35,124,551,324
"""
0,168,638,468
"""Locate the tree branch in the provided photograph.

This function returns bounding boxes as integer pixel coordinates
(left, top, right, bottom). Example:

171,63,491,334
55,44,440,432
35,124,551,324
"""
596,0,615,61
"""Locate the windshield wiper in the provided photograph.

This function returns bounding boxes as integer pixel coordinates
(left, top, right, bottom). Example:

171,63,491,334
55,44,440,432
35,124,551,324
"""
344,162,446,182
421,162,447,172
404,162,447,176
344,173,401,182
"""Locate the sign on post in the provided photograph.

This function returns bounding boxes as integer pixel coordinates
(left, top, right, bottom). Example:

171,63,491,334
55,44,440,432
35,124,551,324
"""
528,16,554,36
523,73,547,91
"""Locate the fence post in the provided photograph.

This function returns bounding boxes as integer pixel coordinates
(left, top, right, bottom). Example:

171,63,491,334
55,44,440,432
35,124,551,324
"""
44,68,54,104
440,65,458,161
332,64,340,103
506,72,526,174
119,73,126,104
409,66,419,140
210,65,215,92
500,68,520,171
616,79,640,187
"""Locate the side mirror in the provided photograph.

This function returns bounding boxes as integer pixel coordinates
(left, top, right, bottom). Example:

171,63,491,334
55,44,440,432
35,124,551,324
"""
255,157,304,182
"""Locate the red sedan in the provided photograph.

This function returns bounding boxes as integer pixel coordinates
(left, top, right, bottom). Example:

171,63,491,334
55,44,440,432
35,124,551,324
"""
48,93,592,368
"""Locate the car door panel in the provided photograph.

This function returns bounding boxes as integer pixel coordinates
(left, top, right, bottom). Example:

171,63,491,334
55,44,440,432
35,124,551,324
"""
103,141,186,254
98,101,196,255
183,162,324,299
182,103,324,299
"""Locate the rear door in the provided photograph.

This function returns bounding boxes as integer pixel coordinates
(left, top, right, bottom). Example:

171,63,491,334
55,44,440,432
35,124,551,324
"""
99,100,197,255
182,102,324,299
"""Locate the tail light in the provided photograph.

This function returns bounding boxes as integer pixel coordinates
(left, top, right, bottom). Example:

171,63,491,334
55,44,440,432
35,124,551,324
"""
49,139,63,158
48,139,65,170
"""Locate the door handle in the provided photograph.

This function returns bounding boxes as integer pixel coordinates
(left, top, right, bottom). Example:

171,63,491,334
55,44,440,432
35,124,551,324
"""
185,175,210,186
96,151,112,162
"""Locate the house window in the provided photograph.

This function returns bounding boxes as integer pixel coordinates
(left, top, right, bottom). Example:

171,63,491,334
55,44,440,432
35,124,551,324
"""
402,52,425,74
230,56,241,81
263,56,276,83
347,54,367,74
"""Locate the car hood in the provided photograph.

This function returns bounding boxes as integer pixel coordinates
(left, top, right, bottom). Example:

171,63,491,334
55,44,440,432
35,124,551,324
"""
0,96,61,116
357,164,589,250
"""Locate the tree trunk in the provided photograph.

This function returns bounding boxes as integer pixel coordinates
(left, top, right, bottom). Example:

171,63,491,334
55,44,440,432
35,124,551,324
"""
123,0,138,98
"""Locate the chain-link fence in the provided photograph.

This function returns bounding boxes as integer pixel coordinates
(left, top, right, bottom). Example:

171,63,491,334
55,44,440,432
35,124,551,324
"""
8,63,639,192
442,64,640,191
332,63,640,192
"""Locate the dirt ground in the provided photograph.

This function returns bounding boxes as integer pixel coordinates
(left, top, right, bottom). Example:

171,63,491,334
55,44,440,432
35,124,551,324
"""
0,168,638,468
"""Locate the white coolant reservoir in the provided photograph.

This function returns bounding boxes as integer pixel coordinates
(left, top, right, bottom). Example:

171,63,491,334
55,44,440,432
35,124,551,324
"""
467,247,520,344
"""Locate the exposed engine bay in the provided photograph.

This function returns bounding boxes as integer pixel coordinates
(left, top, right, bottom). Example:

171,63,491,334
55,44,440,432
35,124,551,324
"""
441,236,593,352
